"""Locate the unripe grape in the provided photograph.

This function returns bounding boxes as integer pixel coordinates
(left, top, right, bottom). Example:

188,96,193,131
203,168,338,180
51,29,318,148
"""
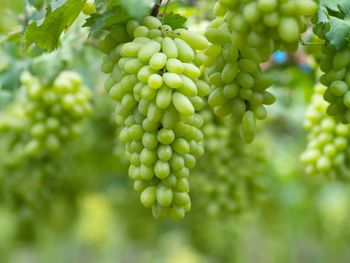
103,16,207,219
21,71,91,158
301,84,350,179
191,110,269,218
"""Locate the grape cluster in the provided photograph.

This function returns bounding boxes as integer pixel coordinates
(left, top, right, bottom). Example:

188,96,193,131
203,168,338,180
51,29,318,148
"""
0,105,27,168
204,0,316,142
216,0,316,60
205,40,275,143
104,16,210,219
312,11,350,123
311,10,349,123
0,105,25,133
21,71,92,158
316,45,350,123
192,111,268,217
204,11,275,143
301,84,350,179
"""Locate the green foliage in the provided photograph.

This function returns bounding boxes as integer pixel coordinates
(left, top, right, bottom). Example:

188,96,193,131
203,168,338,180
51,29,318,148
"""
317,0,350,49
28,0,44,10
24,0,87,51
120,0,154,19
83,5,131,33
163,12,187,30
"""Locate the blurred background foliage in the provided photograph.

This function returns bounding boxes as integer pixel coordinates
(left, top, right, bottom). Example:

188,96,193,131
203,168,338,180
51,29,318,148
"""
1,0,350,263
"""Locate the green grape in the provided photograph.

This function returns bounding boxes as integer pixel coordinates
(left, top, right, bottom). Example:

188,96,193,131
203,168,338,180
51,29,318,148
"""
205,43,273,142
191,110,269,218
82,0,96,15
20,71,92,159
103,16,209,219
301,84,350,180
217,0,316,59
314,42,350,123
204,0,316,142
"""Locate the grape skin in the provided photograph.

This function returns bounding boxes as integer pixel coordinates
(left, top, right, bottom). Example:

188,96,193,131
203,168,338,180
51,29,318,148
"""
191,110,269,218
102,16,210,220
20,71,92,158
217,0,316,59
204,0,316,143
301,84,350,180
315,45,350,123
205,17,275,143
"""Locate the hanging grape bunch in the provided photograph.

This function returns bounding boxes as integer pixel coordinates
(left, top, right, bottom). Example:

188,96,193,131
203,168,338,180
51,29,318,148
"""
316,44,350,123
204,0,316,143
105,15,210,219
309,3,350,124
0,105,27,168
192,110,269,217
217,0,317,58
301,84,350,180
22,71,92,158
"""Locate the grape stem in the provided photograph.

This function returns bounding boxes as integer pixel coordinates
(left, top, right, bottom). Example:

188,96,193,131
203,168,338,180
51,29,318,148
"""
151,0,162,16
299,38,324,46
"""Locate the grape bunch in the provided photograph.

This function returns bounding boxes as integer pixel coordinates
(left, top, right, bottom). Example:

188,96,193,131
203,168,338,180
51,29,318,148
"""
204,14,275,143
301,84,350,179
0,105,25,133
312,11,350,124
205,41,275,143
0,105,27,168
204,0,316,143
104,16,210,219
315,45,350,123
21,71,92,158
216,0,316,60
191,110,269,218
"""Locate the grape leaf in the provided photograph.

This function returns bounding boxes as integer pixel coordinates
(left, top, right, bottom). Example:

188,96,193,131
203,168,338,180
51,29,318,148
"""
24,0,86,52
95,0,120,13
83,12,114,33
28,0,44,10
325,17,350,49
83,6,130,33
318,0,350,49
163,12,187,30
120,0,154,19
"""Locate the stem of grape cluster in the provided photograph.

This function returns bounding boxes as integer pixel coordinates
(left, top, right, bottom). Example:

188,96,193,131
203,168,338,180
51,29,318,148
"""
151,0,162,16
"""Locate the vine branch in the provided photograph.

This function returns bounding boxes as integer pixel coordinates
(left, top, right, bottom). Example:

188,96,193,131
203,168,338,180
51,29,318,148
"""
151,0,162,16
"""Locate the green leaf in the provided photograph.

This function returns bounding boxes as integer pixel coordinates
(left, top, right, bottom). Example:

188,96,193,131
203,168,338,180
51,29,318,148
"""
317,0,350,49
120,0,154,19
28,0,44,10
83,12,114,33
325,17,350,49
163,12,187,30
83,5,130,33
24,0,87,52
95,0,120,13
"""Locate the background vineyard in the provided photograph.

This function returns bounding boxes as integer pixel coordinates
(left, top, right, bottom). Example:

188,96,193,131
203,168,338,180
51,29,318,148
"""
1,0,350,262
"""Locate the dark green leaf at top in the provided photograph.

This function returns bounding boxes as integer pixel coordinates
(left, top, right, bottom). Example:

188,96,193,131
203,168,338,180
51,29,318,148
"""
82,5,130,34
120,0,154,19
28,0,45,10
24,0,87,52
162,12,187,30
317,0,350,50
